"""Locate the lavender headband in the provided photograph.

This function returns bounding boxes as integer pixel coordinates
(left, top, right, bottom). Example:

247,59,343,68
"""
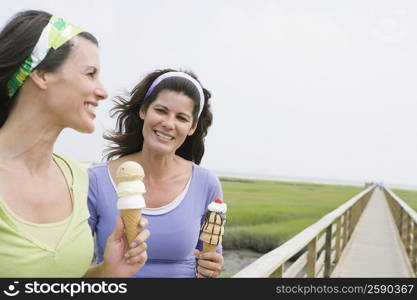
144,71,205,118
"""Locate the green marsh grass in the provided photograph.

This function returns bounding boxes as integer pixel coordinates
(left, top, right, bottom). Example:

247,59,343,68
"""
391,189,417,211
220,177,362,253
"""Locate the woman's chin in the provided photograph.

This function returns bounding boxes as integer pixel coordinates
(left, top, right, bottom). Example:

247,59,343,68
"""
72,122,95,134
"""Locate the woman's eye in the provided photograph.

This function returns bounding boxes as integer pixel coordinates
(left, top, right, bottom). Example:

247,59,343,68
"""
178,116,189,122
87,72,95,78
155,108,165,113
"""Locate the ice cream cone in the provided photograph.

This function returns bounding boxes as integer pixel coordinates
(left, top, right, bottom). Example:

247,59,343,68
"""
120,209,142,245
203,242,217,253
199,198,227,253
115,161,147,247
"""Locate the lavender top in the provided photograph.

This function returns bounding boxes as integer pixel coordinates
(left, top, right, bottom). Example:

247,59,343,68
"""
87,163,223,278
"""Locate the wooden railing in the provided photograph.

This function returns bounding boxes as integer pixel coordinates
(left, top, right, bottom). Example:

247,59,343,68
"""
233,185,375,278
384,187,417,276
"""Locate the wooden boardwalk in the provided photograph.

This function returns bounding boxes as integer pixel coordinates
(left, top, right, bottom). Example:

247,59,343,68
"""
332,188,413,277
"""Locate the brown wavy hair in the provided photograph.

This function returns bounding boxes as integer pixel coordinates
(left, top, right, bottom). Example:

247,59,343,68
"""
104,68,213,164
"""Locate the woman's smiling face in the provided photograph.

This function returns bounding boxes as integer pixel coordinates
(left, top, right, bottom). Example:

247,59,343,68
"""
140,90,197,155
41,36,108,133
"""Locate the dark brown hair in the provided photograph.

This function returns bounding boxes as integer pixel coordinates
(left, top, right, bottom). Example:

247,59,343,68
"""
0,10,98,127
104,69,213,164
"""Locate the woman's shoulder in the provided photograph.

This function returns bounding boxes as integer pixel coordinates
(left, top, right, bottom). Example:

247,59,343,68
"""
192,163,220,186
190,163,223,209
53,153,86,176
88,162,108,173
87,162,110,182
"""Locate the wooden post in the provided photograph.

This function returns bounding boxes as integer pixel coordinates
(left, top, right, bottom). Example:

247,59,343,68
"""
348,208,353,239
270,265,283,278
350,204,357,229
354,202,360,226
399,209,404,240
401,211,408,247
412,222,417,275
394,201,400,228
359,195,365,219
324,225,332,278
342,212,348,249
406,215,412,257
307,237,317,278
335,217,342,262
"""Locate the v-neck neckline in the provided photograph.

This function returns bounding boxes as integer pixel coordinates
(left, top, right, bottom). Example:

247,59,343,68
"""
0,154,76,253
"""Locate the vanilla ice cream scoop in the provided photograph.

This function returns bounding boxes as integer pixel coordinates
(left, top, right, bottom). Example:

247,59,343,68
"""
116,181,146,198
116,161,146,209
117,194,146,210
116,160,145,182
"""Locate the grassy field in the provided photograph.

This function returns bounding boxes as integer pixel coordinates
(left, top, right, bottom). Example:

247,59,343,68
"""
391,189,417,211
220,177,363,253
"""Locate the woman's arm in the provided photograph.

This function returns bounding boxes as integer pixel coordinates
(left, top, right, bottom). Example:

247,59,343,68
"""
194,170,225,278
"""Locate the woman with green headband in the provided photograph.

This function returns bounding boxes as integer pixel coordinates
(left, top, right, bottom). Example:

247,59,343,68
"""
0,10,149,277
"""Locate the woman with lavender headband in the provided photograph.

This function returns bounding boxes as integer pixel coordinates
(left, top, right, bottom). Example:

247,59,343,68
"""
88,68,225,277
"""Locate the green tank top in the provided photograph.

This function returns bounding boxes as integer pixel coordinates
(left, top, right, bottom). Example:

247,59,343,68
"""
0,154,94,277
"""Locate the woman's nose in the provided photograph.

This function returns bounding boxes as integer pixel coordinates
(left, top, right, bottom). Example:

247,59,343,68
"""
161,115,175,129
95,81,108,100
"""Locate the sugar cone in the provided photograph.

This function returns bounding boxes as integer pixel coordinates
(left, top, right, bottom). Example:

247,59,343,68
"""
120,209,142,246
203,242,217,253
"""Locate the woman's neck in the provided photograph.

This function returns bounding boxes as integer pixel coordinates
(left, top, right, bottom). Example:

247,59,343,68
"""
132,147,183,181
0,98,62,173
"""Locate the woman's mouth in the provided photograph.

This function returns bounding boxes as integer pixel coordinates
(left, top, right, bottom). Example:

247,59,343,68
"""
154,130,174,141
84,103,97,117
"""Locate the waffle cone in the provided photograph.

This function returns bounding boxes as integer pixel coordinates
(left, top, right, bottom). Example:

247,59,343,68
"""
120,209,142,246
203,242,217,253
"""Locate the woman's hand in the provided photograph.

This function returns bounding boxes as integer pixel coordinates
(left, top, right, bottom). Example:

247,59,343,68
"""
194,249,224,278
102,216,150,277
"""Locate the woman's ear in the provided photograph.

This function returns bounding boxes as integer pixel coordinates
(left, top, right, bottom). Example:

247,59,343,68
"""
139,108,145,120
28,69,49,91
188,123,197,136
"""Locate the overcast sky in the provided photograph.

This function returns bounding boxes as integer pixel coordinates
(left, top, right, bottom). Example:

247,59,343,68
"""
2,1,417,187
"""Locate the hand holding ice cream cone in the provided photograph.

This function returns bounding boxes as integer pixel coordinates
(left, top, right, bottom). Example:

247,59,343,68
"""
195,198,227,278
115,161,147,246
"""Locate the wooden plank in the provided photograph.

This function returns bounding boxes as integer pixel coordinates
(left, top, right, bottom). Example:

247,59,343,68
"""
324,225,332,277
270,265,283,278
406,215,412,257
412,222,417,275
401,211,407,246
335,217,342,262
331,188,412,277
347,209,353,240
307,237,317,277
342,212,348,250
393,201,400,227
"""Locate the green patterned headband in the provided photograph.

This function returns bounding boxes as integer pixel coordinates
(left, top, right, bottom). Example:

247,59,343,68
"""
7,15,83,98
